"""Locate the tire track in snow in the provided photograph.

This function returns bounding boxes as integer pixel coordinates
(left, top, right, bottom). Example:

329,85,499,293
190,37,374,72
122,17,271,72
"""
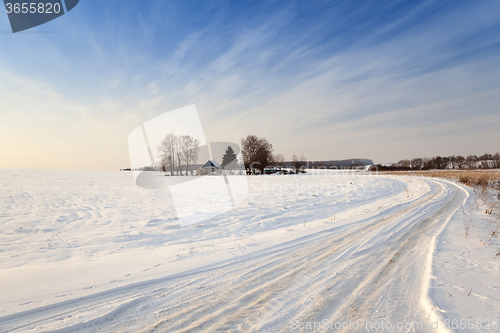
136,178,465,333
112,178,451,332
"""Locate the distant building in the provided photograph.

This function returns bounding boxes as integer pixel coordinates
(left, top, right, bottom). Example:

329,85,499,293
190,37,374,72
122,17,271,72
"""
197,160,223,175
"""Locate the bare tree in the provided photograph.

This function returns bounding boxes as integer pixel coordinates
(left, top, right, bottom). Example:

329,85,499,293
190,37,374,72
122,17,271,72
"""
256,141,274,173
179,135,200,175
494,153,500,169
397,160,411,168
300,154,307,173
455,155,465,169
157,133,178,176
241,135,259,170
410,158,423,170
292,154,299,172
466,155,478,169
274,154,285,168
241,135,273,174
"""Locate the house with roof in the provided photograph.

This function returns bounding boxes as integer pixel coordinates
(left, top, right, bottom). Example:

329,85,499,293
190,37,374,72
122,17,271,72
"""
197,160,223,175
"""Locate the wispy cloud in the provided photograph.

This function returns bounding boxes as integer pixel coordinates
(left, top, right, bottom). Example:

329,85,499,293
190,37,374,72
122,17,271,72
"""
1,0,499,168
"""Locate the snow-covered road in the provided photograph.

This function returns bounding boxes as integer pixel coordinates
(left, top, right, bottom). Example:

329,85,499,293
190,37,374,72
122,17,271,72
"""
1,171,498,332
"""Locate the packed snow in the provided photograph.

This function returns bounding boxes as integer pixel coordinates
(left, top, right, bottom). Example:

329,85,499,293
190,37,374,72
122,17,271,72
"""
0,169,498,332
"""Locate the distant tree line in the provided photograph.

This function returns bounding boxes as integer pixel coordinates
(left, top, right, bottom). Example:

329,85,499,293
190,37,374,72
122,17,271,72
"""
370,153,500,171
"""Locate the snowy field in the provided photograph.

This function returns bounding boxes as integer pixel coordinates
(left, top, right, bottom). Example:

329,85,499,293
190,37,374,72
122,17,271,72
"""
0,170,499,332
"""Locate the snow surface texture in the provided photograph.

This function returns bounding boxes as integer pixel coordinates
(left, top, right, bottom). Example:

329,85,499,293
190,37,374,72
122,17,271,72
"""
0,170,498,332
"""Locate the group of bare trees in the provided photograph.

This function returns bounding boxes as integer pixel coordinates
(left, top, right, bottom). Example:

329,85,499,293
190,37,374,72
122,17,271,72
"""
377,153,500,171
157,134,200,176
241,135,274,173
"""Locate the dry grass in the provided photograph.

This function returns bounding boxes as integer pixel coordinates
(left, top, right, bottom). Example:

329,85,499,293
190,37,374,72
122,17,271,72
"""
379,170,500,187
380,170,500,239
486,202,498,215
380,170,500,208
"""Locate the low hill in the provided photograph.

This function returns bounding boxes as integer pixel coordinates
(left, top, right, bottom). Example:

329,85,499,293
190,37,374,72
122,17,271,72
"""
283,159,374,169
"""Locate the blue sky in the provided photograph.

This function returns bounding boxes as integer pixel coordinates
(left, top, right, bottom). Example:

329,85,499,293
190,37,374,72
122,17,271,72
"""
1,0,499,169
